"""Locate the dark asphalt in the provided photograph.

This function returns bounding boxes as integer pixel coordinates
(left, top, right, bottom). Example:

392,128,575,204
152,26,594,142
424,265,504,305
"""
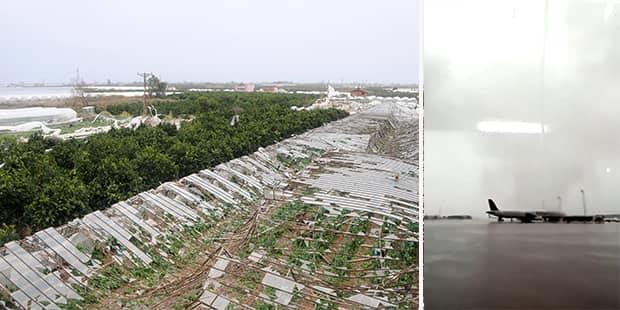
424,220,620,309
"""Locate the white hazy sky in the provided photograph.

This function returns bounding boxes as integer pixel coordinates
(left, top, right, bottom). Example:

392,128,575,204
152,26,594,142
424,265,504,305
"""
0,0,419,84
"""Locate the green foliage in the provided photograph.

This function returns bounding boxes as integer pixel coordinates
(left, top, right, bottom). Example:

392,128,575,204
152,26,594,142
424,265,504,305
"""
273,201,309,222
407,221,418,233
61,281,101,309
174,289,200,310
315,299,338,310
25,175,89,230
243,202,313,258
165,235,184,256
240,269,262,290
265,286,277,298
256,302,275,310
255,226,286,257
330,236,363,282
60,299,84,310
277,153,313,171
396,270,417,288
291,286,302,304
349,218,370,235
0,224,20,245
0,92,347,238
100,101,144,115
89,265,126,292
91,244,105,262
398,241,418,265
382,222,397,234
135,146,179,189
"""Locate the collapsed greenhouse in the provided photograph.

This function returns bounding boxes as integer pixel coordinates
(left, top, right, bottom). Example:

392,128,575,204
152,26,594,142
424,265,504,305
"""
0,100,419,309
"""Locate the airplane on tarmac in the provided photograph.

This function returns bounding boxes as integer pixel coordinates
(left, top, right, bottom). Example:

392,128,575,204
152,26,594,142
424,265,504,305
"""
486,199,537,222
486,198,566,223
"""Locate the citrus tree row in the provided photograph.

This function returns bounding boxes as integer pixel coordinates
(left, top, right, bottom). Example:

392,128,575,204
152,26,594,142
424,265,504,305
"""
0,92,347,244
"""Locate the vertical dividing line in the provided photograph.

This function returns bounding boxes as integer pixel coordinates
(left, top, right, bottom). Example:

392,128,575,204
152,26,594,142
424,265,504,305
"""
418,0,425,308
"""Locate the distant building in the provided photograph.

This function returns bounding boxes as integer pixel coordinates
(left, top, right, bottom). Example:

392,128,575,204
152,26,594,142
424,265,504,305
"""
259,86,279,93
392,87,419,94
234,83,255,92
350,88,368,97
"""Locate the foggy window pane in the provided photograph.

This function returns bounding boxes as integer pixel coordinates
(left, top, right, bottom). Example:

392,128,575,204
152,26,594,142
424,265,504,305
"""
424,1,620,309
425,0,620,215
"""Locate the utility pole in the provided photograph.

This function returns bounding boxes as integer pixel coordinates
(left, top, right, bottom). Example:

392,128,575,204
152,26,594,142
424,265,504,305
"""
137,72,152,117
557,196,562,211
580,189,587,216
72,67,87,106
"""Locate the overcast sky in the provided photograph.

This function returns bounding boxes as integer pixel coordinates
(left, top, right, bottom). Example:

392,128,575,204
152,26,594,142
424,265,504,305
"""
0,0,419,84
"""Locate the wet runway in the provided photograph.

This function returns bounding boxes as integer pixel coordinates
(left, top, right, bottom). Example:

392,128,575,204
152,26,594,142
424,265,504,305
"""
424,220,620,309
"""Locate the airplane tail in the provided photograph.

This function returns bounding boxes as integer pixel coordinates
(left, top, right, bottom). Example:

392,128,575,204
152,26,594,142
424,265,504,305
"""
488,198,499,211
